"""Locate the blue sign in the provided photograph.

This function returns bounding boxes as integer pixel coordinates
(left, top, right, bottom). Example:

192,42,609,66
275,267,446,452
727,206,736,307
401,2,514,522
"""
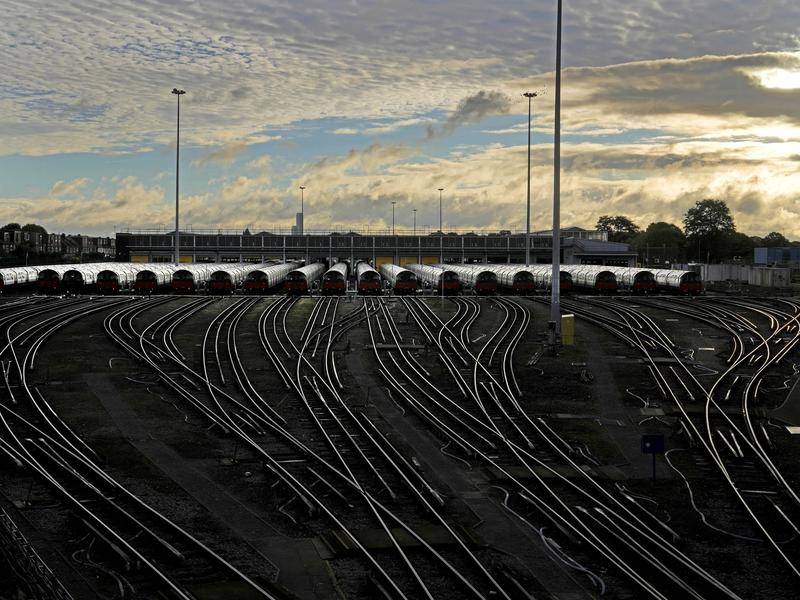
641,434,665,455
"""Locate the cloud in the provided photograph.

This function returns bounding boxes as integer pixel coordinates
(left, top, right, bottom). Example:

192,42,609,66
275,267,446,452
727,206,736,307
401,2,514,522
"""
192,141,249,167
4,136,800,238
50,177,90,196
427,90,512,138
332,128,359,135
3,1,800,156
0,177,166,234
190,134,281,167
247,154,272,170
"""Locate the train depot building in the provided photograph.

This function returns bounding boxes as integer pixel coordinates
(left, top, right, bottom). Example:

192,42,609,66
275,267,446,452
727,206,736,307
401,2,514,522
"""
116,226,637,268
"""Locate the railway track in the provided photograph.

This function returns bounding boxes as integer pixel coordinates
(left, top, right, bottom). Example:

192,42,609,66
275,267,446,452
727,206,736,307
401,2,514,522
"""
0,293,797,598
539,295,800,582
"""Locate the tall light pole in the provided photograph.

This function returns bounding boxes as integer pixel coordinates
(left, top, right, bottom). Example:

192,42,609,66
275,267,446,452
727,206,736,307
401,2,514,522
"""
172,88,185,264
299,185,305,235
550,0,563,340
438,187,444,263
523,91,537,267
391,201,397,235
412,208,417,236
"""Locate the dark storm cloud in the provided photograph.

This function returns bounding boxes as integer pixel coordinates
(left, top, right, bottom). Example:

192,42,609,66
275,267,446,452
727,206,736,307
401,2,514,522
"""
426,90,513,138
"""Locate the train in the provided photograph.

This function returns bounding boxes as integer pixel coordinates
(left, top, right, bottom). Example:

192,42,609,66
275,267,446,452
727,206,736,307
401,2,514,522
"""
379,264,418,295
285,263,326,294
243,263,299,294
560,265,618,293
603,267,657,294
407,264,461,295
171,264,218,294
651,268,703,295
97,266,138,294
208,264,266,295
321,262,348,295
356,262,382,295
134,265,174,294
435,264,497,295
0,266,41,293
493,266,535,295
37,266,73,294
0,261,705,297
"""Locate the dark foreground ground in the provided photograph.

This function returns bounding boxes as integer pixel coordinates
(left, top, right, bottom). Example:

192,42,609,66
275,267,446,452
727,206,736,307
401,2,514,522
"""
1,294,799,600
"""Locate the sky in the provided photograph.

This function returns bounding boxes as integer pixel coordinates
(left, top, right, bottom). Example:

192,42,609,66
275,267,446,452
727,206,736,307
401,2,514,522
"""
1,0,800,238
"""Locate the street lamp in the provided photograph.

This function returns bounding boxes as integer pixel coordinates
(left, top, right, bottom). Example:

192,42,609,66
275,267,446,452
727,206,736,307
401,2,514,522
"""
412,208,417,236
299,185,305,235
550,0,563,341
438,187,444,263
523,91,538,267
171,88,185,264
391,201,397,236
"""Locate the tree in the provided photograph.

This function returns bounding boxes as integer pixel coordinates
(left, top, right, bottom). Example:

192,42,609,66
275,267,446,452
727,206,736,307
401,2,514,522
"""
683,199,734,239
683,199,736,261
717,231,755,261
1,223,21,232
635,222,686,249
634,222,686,264
21,223,47,235
761,231,789,247
596,215,641,243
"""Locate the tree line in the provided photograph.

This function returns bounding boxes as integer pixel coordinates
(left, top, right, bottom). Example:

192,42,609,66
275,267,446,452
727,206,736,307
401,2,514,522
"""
596,199,798,264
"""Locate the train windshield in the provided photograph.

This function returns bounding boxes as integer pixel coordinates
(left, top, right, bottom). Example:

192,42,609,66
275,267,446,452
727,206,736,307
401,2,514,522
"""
286,271,304,281
38,270,59,281
360,271,380,282
597,271,615,283
173,270,194,281
396,272,415,282
210,271,230,281
137,271,157,282
324,271,344,282
635,272,655,283
475,272,495,283
514,272,534,284
246,271,267,282
441,271,458,282
63,271,83,283
97,271,117,281
682,272,701,283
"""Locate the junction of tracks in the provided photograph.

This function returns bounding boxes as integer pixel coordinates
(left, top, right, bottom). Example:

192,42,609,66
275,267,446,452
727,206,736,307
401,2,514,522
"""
1,293,799,600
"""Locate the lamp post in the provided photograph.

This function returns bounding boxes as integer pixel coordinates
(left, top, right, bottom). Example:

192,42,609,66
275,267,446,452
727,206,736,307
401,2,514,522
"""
171,88,185,264
523,91,537,267
438,187,444,263
299,185,305,235
412,208,417,236
391,201,396,235
550,0,563,342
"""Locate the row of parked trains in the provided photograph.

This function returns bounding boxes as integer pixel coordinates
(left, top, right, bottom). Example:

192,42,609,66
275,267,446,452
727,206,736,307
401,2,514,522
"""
0,261,703,296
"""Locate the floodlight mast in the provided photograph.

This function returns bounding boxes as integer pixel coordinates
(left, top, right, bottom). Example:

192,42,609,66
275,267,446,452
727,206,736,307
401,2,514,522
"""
550,0,563,342
172,88,185,264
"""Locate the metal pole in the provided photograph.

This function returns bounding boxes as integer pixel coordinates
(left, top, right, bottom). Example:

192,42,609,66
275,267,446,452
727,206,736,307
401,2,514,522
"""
171,88,185,264
550,0,562,338
392,201,396,236
524,92,537,267
176,92,179,264
413,208,416,236
438,187,444,263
